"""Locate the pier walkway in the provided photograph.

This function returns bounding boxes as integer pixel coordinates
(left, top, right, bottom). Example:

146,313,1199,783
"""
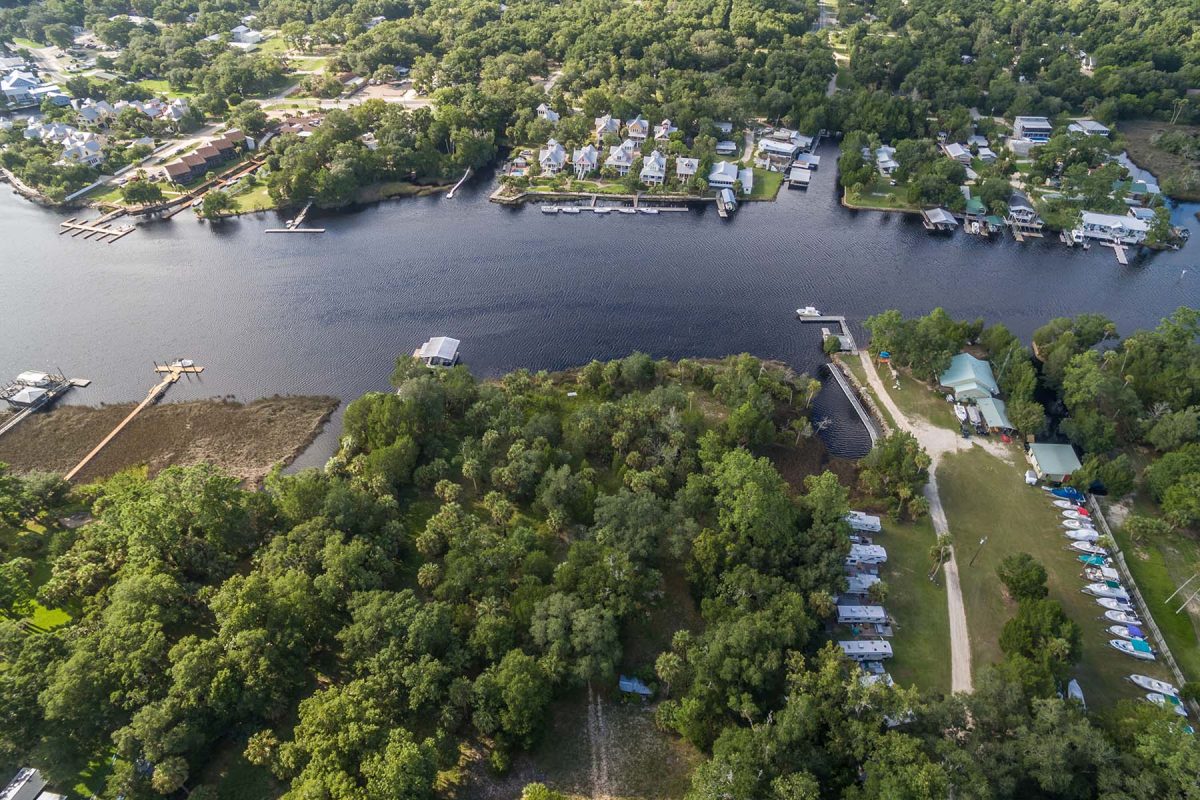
824,361,880,446
797,314,859,351
64,363,203,482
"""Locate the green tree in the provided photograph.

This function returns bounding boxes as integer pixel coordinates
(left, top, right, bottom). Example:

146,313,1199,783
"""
996,552,1048,601
201,189,235,219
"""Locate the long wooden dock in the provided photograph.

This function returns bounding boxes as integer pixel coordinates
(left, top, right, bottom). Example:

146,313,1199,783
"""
63,362,203,482
824,362,881,446
59,217,136,243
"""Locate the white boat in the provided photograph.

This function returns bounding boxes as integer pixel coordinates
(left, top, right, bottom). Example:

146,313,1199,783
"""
617,207,637,214
1147,693,1188,717
1129,674,1177,695
1110,639,1156,661
1083,582,1130,601
541,205,559,214
1067,679,1085,708
967,405,982,425
1063,509,1090,521
1108,625,1142,640
954,404,968,422
796,306,822,317
561,207,581,214
639,208,659,214
1053,499,1082,510
1072,542,1109,557
1063,518,1097,531
1066,530,1100,542
593,207,612,214
1097,597,1135,613
1105,609,1142,625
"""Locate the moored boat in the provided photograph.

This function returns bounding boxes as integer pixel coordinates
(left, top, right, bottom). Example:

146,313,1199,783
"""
1108,624,1145,640
1129,674,1177,695
561,207,581,214
1147,693,1189,717
1097,597,1135,613
796,306,822,317
1110,638,1156,661
1083,581,1130,601
541,205,559,214
1105,609,1142,626
1072,542,1109,557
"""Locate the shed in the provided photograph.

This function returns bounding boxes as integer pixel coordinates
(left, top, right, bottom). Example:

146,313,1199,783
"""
1028,443,1082,483
413,336,460,367
838,640,893,661
975,396,1014,431
939,353,998,400
618,675,652,697
845,511,882,533
837,605,887,625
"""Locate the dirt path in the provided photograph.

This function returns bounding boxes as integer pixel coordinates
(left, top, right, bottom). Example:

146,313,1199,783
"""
586,684,611,799
857,350,979,692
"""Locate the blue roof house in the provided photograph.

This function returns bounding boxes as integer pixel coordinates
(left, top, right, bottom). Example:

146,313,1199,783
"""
939,353,998,400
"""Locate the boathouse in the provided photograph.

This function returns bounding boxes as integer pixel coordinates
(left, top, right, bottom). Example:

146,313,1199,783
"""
1027,443,1082,483
414,337,460,367
921,207,959,231
787,165,811,188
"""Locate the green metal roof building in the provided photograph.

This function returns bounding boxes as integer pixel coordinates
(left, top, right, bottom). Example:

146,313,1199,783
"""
939,353,999,400
1028,443,1082,483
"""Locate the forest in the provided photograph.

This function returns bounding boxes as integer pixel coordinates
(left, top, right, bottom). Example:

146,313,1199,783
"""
1,350,1198,799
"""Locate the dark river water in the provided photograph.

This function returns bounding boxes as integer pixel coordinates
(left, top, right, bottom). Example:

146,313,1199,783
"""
2,142,1198,463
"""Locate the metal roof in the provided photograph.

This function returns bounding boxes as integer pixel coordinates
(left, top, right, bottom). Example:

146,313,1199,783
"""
1029,443,1082,477
417,336,460,361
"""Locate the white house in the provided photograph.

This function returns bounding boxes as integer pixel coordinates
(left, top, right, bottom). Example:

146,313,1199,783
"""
737,167,753,195
1006,189,1043,234
75,98,115,124
594,113,621,140
943,142,971,163
230,24,264,44
1013,115,1053,143
714,140,738,155
715,121,734,135
675,156,699,180
60,137,104,166
625,115,650,142
653,118,677,140
639,149,666,185
571,144,598,178
413,337,460,367
976,146,997,163
536,103,559,124
1,70,39,104
707,160,739,189
874,145,898,177
1068,119,1110,138
538,138,566,174
605,138,637,175
1074,211,1150,245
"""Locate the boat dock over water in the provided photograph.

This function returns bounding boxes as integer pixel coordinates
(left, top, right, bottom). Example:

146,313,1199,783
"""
0,371,89,439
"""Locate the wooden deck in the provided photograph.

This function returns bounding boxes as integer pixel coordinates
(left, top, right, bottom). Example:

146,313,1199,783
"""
59,217,136,243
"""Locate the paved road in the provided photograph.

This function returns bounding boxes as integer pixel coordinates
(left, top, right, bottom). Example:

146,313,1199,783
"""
856,350,1008,694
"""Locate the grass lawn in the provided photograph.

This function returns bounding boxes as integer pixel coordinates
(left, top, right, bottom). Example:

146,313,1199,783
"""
843,176,918,211
841,357,898,431
887,370,960,432
937,447,1178,707
11,37,44,49
257,36,290,54
1107,507,1200,683
137,78,196,99
881,515,952,695
230,182,274,213
288,56,329,72
746,167,783,200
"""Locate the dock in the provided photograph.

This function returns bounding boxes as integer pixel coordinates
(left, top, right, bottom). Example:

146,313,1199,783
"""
266,200,325,233
445,167,473,199
63,362,203,482
1112,244,1128,265
797,314,859,352
824,362,880,446
0,373,83,440
59,216,136,243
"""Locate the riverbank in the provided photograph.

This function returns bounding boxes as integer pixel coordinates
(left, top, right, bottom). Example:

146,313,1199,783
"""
0,395,338,484
1119,120,1200,202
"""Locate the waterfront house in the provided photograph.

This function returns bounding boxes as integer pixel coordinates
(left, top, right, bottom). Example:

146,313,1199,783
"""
594,113,621,141
1027,443,1081,483
639,149,666,185
1112,179,1160,204
1128,206,1156,223
1013,115,1053,143
625,115,650,142
874,145,898,177
794,153,821,170
675,157,699,180
943,142,971,163
767,128,814,151
738,167,754,195
715,140,738,155
1,70,39,104
414,336,460,367
921,207,958,232
1006,189,1043,235
939,353,998,400
707,160,739,190
605,139,637,175
756,137,800,170
961,189,986,220
536,103,559,124
654,118,677,140
1074,211,1150,245
571,144,598,178
538,138,567,174
1068,119,1110,137
164,160,192,182
60,138,103,166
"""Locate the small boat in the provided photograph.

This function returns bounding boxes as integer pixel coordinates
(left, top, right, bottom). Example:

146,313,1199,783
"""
1097,597,1135,613
1105,609,1142,626
1067,679,1085,708
1129,674,1177,695
1110,638,1156,661
560,207,581,214
1083,582,1130,601
1051,487,1085,501
1053,499,1082,510
1108,624,1145,640
796,306,822,317
1063,518,1097,531
541,205,559,214
967,405,982,425
617,207,637,214
1072,542,1109,557
1063,509,1090,521
1147,693,1189,717
638,207,659,214
1078,554,1109,567
954,404,969,422
1066,530,1100,542
593,207,612,214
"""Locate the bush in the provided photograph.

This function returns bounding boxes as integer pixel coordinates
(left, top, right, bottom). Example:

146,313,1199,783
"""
996,552,1048,601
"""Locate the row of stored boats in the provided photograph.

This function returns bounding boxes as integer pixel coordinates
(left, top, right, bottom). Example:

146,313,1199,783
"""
1044,487,1190,720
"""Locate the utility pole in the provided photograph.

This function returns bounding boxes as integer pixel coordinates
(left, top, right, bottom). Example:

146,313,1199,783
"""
968,536,988,567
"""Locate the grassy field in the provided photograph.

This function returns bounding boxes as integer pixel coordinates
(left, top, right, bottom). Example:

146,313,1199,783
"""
137,78,196,99
879,515,952,695
1118,120,1200,201
888,370,960,432
937,447,1177,707
230,182,275,213
11,37,44,49
257,36,289,54
843,177,919,211
746,167,783,200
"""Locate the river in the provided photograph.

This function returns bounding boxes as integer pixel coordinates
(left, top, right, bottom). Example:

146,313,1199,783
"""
2,142,1197,462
